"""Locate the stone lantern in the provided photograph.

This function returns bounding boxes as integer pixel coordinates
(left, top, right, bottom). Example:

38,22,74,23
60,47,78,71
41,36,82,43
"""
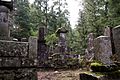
56,27,68,54
0,0,13,39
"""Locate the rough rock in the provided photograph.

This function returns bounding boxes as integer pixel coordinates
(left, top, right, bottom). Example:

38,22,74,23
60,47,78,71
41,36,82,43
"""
113,25,120,62
94,36,113,65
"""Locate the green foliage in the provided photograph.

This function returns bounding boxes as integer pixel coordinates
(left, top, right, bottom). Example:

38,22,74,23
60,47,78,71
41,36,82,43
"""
13,0,31,39
45,33,58,45
90,62,119,72
75,0,120,55
12,0,70,39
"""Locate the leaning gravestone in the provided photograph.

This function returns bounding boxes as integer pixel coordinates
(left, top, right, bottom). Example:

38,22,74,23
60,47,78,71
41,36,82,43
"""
85,33,94,61
94,36,114,65
84,33,95,70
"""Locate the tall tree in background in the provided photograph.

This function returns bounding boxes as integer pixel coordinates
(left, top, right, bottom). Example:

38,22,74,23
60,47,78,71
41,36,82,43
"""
48,0,70,34
76,0,120,54
12,0,31,39
33,0,70,34
76,10,88,54
75,0,109,54
34,0,49,29
108,0,120,27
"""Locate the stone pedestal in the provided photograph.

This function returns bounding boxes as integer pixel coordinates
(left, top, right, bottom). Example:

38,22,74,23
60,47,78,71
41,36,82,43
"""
0,69,37,80
94,36,113,65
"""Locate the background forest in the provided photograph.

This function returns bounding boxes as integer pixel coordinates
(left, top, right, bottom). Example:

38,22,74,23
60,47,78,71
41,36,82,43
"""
11,0,120,55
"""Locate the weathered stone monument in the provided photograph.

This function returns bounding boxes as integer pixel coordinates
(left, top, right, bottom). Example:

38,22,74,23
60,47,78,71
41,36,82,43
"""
37,27,48,67
84,33,95,70
56,27,68,54
0,0,13,39
29,36,38,66
85,33,94,62
113,25,120,62
94,36,114,65
0,1,37,79
92,26,115,65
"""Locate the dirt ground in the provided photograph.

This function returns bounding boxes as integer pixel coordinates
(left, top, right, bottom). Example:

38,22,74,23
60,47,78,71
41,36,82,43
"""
37,69,82,80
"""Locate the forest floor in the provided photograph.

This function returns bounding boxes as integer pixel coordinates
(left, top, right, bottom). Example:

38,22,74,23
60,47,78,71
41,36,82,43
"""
37,69,84,80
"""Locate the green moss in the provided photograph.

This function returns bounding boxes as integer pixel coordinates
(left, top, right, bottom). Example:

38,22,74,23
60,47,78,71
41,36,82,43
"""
81,71,105,77
91,62,103,66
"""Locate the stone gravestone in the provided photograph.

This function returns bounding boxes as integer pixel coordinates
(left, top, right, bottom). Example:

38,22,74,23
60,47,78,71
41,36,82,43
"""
84,33,94,70
29,37,38,66
56,27,68,54
37,27,48,67
94,36,114,65
0,6,10,38
85,33,94,62
113,25,120,62
104,26,115,55
0,0,13,40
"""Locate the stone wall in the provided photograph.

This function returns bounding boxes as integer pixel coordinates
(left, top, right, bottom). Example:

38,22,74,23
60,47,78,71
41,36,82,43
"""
0,69,37,80
0,40,29,67
0,40,28,57
0,38,38,67
0,40,37,79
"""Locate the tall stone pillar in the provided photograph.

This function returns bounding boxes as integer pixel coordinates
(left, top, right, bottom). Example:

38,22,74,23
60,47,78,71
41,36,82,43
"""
29,37,38,66
0,6,9,37
113,25,120,62
0,1,13,40
56,27,68,54
37,27,48,67
85,33,94,62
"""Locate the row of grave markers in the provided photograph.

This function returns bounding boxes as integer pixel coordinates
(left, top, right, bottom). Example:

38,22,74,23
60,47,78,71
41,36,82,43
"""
85,26,120,65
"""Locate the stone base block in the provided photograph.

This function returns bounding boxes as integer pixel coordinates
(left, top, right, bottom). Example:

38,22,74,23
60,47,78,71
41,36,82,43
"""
0,69,37,80
80,72,120,80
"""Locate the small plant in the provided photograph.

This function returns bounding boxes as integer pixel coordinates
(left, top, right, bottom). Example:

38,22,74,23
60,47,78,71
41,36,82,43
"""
90,62,119,72
45,33,58,45
90,62,104,72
